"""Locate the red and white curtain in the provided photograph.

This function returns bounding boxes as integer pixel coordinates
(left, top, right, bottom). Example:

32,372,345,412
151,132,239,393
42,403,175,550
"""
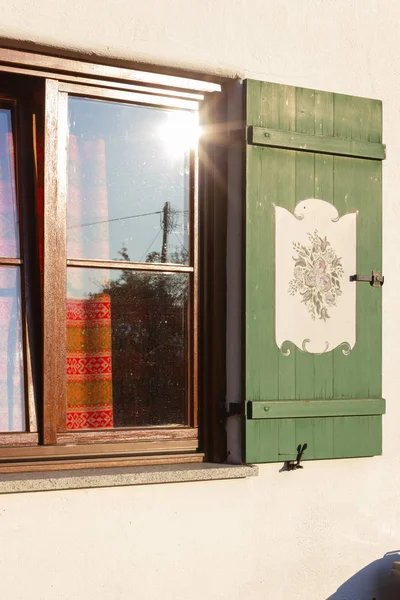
66,135,113,429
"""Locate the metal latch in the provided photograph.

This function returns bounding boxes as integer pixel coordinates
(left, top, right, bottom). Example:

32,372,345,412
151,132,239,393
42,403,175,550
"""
350,270,384,288
287,443,307,471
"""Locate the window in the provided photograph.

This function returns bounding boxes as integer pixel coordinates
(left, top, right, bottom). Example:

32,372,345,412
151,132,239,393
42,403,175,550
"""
0,48,224,472
0,51,384,473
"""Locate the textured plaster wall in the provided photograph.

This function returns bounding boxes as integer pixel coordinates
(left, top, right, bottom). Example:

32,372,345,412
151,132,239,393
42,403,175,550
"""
0,1,400,599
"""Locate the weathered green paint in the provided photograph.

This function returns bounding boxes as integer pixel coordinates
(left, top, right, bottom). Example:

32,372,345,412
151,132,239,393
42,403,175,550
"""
246,416,382,463
249,126,386,160
249,398,385,419
244,80,384,463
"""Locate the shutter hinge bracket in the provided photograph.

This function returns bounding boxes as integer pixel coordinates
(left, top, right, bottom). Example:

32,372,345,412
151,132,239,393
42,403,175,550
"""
220,402,242,424
226,402,242,417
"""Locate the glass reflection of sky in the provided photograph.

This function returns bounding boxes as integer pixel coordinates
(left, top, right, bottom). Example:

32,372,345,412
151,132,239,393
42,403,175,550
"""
0,267,25,431
67,97,196,269
0,108,19,258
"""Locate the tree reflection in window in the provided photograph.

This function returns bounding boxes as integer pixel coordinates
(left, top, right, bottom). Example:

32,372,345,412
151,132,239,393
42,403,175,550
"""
98,251,188,427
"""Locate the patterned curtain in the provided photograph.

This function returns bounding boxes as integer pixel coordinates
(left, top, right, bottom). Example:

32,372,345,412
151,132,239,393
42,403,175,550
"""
0,127,24,431
66,135,113,429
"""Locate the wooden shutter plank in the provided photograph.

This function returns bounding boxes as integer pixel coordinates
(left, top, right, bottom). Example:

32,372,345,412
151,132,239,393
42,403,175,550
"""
278,419,296,456
245,87,283,464
315,90,334,137
246,146,278,401
303,417,334,459
360,160,382,397
279,84,296,131
296,86,315,133
272,83,297,402
313,91,335,399
264,81,280,128
294,85,316,401
277,149,297,401
246,419,279,463
333,93,382,143
247,416,381,462
332,155,358,398
249,127,385,160
365,99,383,144
249,398,385,419
295,418,319,459
332,157,382,400
333,416,382,458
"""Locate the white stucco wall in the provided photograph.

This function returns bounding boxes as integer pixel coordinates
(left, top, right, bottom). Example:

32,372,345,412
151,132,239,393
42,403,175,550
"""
0,1,400,598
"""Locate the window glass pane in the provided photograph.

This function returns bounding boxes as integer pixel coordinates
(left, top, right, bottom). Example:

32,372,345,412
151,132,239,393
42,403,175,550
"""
0,107,19,258
67,97,195,265
0,267,25,431
66,268,188,429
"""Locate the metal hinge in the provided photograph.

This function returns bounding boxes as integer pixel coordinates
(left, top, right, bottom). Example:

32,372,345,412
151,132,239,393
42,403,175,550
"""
226,403,242,417
219,402,242,424
350,270,384,288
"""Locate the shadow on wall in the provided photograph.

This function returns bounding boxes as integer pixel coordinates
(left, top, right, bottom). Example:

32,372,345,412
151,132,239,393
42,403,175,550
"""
327,552,400,600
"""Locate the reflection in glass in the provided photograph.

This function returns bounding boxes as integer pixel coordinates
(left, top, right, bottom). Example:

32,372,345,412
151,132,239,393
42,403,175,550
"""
66,268,188,429
0,108,19,258
0,267,25,431
67,97,195,265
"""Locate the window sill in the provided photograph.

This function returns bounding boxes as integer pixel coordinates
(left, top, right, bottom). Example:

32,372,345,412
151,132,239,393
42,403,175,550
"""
0,463,258,494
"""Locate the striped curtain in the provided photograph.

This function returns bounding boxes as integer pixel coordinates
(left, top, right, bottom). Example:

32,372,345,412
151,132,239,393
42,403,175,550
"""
66,135,113,429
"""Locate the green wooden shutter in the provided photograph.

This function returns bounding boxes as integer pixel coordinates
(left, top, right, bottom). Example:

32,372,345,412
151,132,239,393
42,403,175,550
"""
244,80,386,463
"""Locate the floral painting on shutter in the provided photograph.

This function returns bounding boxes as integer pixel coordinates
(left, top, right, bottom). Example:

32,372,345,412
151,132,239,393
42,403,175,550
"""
275,198,357,355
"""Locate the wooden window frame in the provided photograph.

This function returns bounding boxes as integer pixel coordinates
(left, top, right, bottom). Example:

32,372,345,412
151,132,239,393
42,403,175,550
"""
0,47,227,472
46,79,199,446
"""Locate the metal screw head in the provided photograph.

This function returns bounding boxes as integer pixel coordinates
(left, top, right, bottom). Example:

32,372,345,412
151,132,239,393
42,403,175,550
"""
264,406,269,412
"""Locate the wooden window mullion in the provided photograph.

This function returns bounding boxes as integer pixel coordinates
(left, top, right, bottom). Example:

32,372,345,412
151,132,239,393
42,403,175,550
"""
17,91,39,435
43,80,67,445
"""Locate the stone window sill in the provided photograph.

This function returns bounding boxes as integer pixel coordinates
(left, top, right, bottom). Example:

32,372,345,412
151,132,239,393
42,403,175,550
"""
0,463,258,494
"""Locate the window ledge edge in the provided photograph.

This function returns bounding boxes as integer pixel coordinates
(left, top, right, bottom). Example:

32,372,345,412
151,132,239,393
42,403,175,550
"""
0,463,259,494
